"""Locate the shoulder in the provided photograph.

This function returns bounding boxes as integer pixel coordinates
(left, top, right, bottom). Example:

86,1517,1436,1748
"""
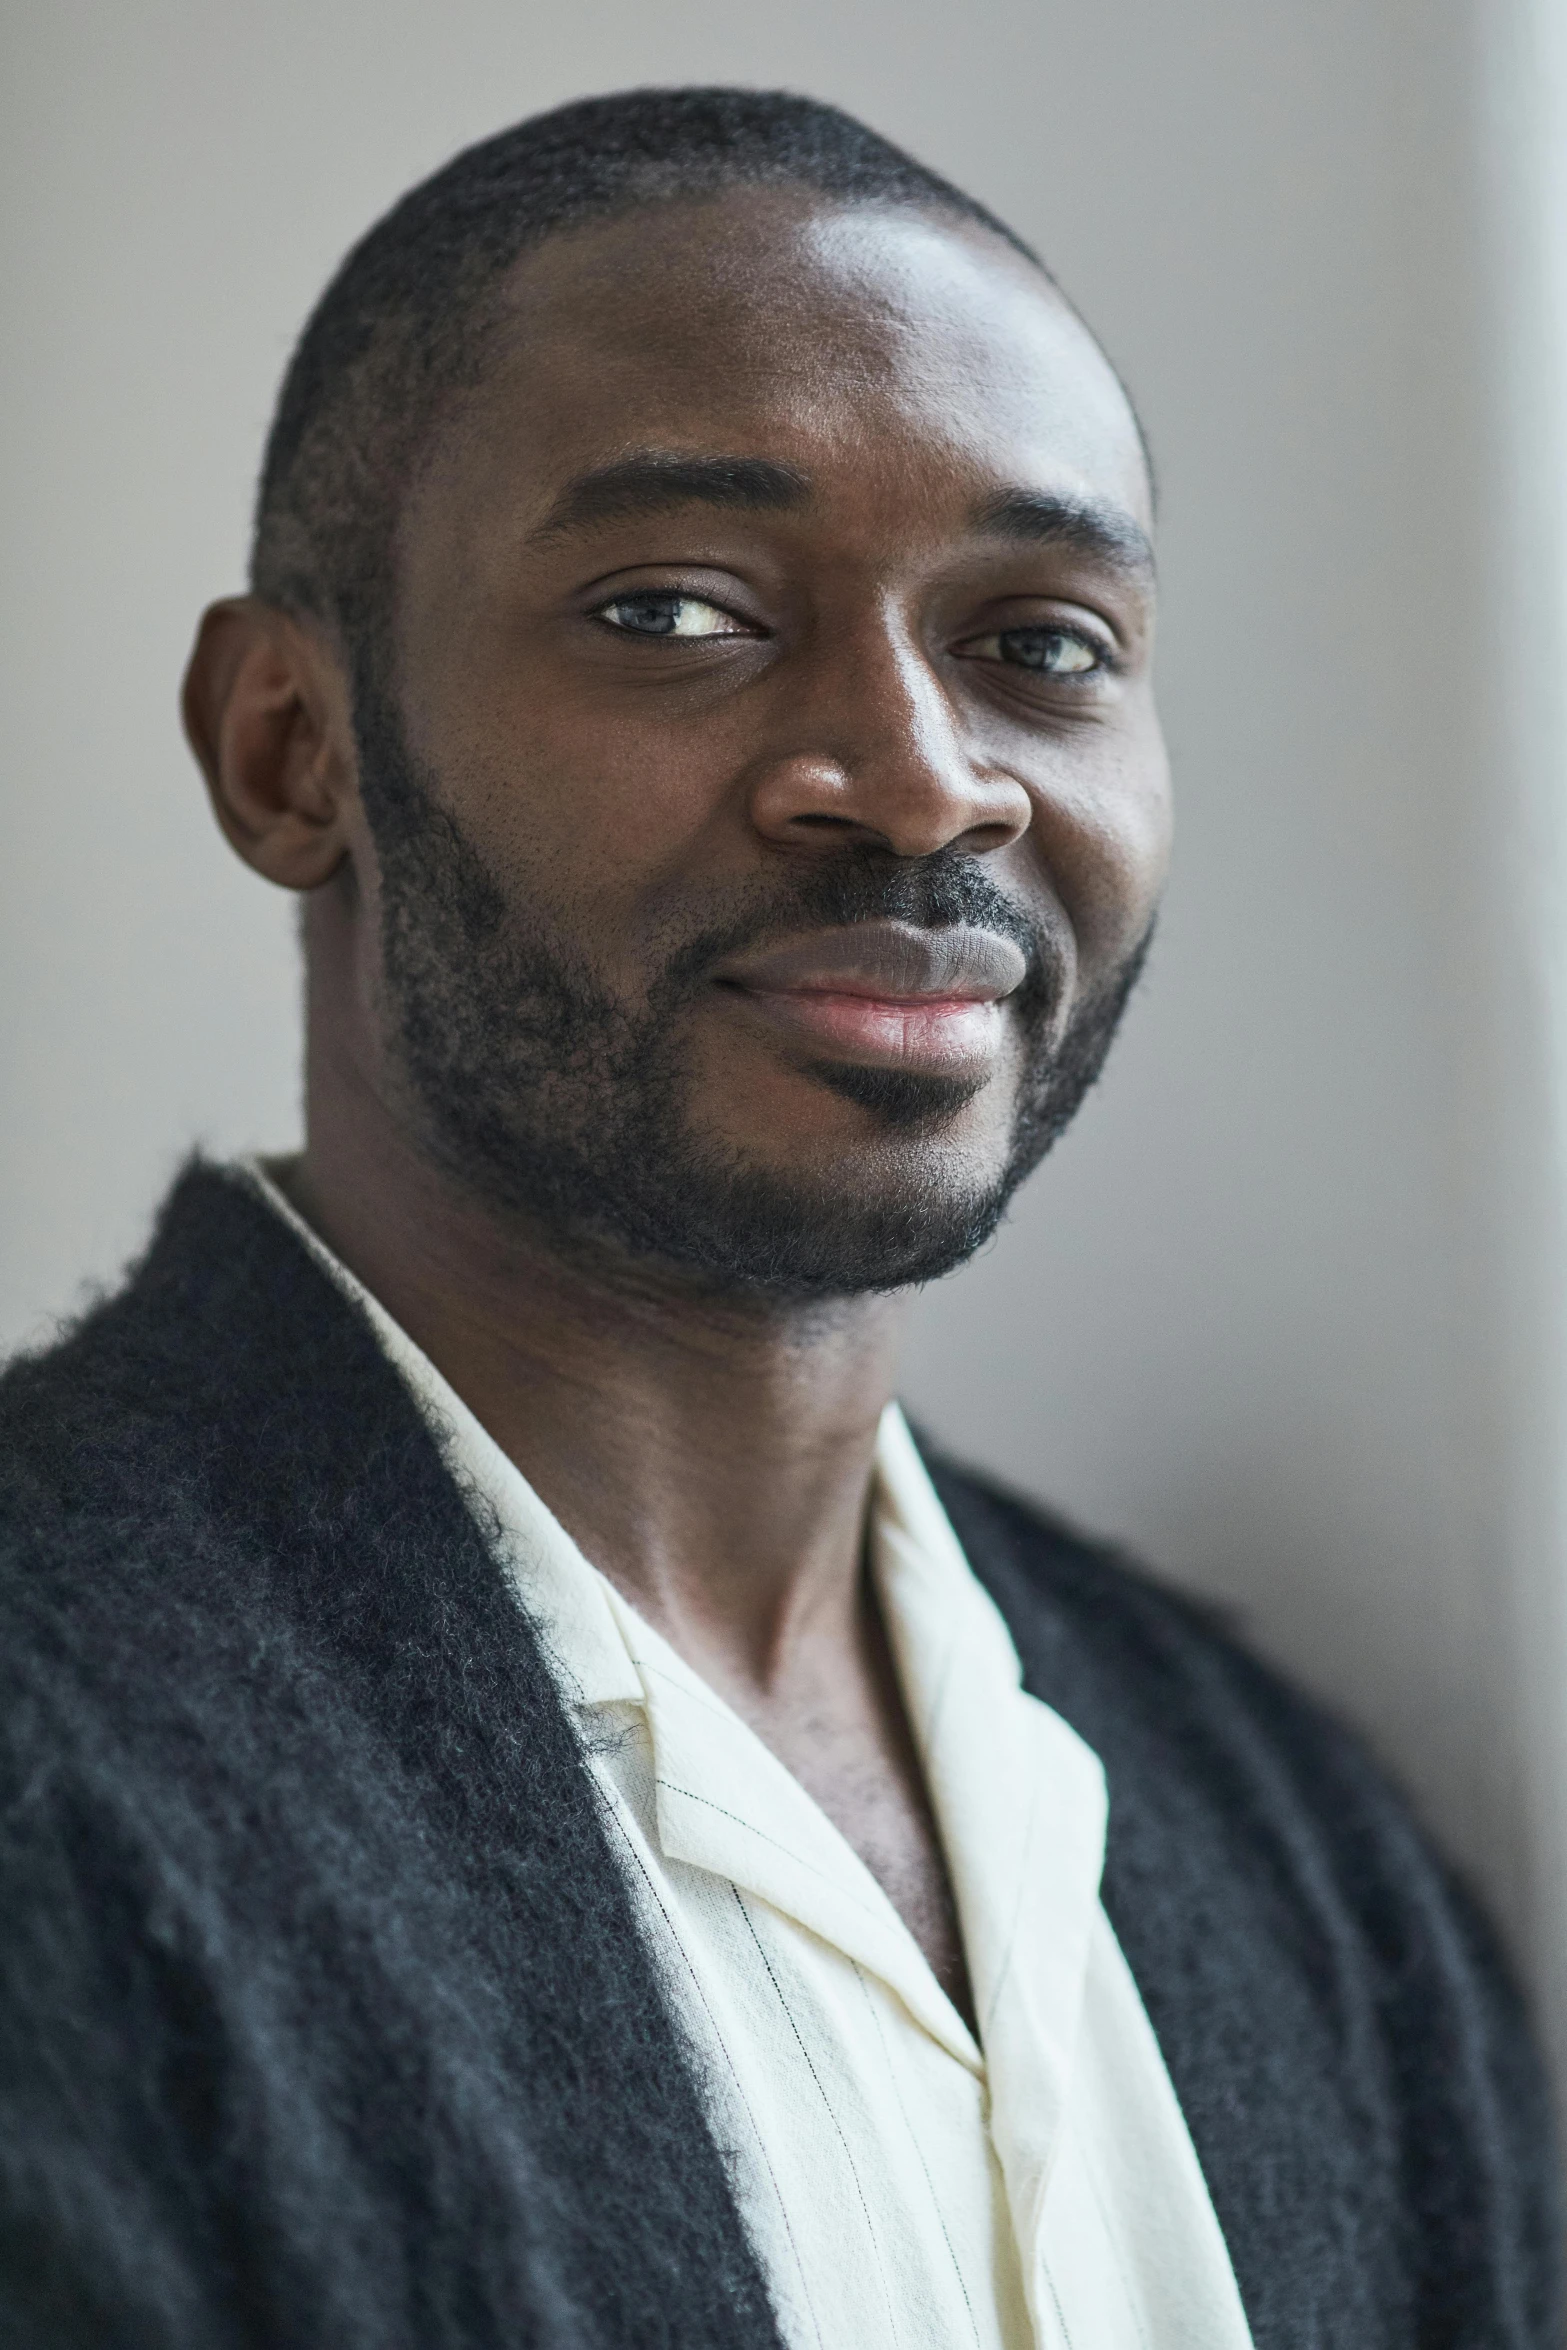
929,1447,1456,1883
0,1157,407,1574
925,1446,1523,2028
0,1162,265,1526
0,1169,260,1671
926,1450,1562,2350
0,1160,424,1813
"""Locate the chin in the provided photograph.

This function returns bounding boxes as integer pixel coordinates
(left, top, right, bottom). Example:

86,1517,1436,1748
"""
799,1055,992,1132
605,1126,1021,1303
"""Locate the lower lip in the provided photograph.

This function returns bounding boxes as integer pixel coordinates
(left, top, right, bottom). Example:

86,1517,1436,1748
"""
725,986,1004,1072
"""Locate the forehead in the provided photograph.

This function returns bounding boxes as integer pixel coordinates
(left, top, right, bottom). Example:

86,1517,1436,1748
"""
423,190,1150,539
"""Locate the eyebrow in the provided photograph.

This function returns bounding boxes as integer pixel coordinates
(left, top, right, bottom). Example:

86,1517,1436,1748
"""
530,451,811,542
970,488,1156,580
528,448,1155,582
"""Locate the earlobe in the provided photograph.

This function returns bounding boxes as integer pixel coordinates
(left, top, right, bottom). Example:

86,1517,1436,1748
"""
182,597,356,892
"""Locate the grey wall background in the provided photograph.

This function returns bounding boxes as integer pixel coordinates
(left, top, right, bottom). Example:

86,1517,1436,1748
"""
6,0,1566,2067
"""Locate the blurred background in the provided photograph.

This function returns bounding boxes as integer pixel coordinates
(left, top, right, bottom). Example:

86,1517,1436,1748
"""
4,0,1566,2079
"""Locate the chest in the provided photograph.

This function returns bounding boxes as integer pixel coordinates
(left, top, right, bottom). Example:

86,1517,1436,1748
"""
574,1700,1256,2350
713,1638,977,2027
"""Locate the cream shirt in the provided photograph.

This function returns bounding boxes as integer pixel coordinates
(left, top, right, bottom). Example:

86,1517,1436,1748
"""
247,1163,1253,2350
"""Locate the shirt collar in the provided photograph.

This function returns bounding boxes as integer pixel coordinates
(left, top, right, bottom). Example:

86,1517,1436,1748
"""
239,1155,1108,2154
874,1407,1109,2207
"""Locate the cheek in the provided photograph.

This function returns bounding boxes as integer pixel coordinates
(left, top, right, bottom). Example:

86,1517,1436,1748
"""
413,725,771,1022
415,718,705,939
1029,729,1172,972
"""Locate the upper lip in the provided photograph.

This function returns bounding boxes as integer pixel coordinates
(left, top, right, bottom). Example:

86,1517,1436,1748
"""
714,920,1028,1003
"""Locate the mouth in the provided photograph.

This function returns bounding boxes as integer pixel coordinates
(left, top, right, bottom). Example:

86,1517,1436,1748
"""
712,920,1028,1078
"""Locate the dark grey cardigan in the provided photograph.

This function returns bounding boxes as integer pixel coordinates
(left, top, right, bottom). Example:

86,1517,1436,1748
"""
0,1165,1557,2347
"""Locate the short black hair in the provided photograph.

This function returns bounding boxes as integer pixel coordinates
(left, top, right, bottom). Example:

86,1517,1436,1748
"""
250,86,1050,656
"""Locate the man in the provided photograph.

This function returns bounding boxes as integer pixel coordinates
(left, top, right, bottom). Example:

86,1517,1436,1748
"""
0,85,1555,2350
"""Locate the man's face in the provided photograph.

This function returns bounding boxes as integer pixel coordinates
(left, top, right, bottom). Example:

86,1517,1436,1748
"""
348,190,1169,1297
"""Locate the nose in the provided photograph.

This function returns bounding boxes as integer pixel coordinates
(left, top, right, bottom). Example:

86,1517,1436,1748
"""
744,620,1032,859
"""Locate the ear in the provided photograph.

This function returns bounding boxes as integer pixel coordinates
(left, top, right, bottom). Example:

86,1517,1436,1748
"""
182,597,358,891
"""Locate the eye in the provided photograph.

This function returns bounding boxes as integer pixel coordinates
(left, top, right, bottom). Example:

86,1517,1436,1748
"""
957,624,1109,677
592,590,750,639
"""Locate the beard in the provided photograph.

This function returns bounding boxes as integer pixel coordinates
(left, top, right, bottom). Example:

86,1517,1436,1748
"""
353,670,1149,1302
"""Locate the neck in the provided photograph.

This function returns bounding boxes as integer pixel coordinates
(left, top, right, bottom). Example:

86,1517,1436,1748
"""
286,1044,908,1698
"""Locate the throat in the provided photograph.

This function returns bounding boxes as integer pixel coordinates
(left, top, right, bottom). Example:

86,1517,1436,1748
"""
698,1570,978,2039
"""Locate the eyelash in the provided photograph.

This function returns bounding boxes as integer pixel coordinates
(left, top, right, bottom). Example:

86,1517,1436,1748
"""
961,623,1119,681
590,590,751,639
588,591,1120,681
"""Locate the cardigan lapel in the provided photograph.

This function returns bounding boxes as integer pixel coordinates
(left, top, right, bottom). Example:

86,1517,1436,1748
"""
112,1161,788,2350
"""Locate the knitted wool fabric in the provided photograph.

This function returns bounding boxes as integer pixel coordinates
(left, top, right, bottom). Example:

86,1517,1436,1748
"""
0,1164,1557,2346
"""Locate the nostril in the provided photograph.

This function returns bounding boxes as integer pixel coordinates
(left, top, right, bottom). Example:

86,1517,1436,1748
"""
789,812,857,830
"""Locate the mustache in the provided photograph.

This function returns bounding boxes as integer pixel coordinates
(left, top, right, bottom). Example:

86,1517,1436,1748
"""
653,846,1065,1017
348,667,1066,1023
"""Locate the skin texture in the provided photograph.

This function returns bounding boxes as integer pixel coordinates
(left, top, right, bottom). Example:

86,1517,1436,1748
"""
184,189,1169,2026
